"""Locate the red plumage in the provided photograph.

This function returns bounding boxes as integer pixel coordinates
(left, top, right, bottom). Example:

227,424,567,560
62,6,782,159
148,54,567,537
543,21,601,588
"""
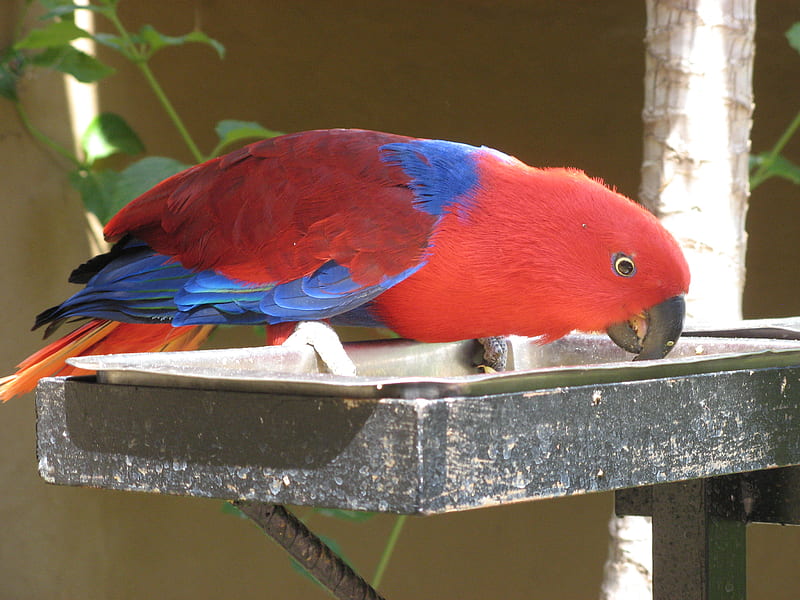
374,164,690,342
105,129,434,286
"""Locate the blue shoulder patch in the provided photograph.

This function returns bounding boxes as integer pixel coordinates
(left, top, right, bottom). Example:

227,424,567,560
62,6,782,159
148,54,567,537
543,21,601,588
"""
380,139,483,216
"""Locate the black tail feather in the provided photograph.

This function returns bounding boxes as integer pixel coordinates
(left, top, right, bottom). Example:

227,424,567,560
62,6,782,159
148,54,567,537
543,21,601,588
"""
68,234,134,284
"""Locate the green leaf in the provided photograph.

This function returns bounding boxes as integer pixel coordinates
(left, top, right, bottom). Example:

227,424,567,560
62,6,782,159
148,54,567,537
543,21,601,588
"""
81,113,145,165
313,508,376,523
181,30,226,59
110,156,190,214
216,120,281,142
220,502,249,519
0,48,25,101
212,120,282,155
0,66,17,100
37,0,80,10
69,169,122,223
137,24,225,59
92,33,127,53
41,4,113,19
786,23,800,56
15,20,91,50
70,157,188,223
753,153,800,185
31,46,115,83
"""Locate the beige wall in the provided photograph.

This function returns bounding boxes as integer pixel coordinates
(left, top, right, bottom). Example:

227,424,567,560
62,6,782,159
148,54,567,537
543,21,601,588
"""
1,1,799,598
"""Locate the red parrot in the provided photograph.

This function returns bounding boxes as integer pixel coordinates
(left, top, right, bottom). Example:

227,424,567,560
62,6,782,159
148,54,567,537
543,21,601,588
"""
0,129,690,401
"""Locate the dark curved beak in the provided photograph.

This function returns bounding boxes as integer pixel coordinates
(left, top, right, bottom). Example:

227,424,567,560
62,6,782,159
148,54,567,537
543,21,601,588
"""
606,295,686,361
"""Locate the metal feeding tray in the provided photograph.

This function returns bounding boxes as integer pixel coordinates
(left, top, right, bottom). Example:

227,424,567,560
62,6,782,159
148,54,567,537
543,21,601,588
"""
35,325,800,515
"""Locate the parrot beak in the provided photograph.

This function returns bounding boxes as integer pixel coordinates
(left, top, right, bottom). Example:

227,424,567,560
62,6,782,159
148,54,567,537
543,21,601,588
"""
606,295,686,361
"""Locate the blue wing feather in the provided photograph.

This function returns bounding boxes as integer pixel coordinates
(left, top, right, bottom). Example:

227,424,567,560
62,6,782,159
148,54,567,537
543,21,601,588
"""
45,239,424,329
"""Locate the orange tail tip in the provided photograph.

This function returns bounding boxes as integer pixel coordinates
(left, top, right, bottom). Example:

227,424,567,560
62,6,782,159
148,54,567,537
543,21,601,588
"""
0,320,214,402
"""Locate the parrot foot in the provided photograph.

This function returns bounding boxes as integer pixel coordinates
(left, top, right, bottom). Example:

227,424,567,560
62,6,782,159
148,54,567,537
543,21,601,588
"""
476,336,509,372
282,321,357,377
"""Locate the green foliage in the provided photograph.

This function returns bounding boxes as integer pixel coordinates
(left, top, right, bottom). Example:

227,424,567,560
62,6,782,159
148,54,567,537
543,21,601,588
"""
90,25,225,63
313,507,376,523
212,120,284,156
0,48,24,100
2,0,278,224
81,112,144,165
786,22,800,54
750,153,800,186
115,156,190,200
14,19,91,49
31,45,115,82
69,169,122,223
219,501,249,519
133,24,225,61
750,21,800,191
70,156,189,223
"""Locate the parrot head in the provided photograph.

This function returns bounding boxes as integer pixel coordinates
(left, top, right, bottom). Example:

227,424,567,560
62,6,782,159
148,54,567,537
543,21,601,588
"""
521,168,691,361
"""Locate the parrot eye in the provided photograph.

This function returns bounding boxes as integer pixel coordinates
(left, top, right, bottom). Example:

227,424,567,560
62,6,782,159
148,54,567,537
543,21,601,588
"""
612,253,636,277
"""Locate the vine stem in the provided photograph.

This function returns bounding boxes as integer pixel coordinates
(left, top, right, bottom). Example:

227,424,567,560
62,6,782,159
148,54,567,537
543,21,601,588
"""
134,61,204,162
751,106,800,189
14,102,82,167
371,515,407,590
105,8,205,163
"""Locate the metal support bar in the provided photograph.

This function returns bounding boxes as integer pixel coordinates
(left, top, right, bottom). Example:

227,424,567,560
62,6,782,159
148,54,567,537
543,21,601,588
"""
741,467,800,524
233,502,385,600
616,466,800,600
617,466,800,525
651,479,746,600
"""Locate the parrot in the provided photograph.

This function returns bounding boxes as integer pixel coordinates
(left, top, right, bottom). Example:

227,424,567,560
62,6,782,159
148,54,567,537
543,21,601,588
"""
0,128,690,401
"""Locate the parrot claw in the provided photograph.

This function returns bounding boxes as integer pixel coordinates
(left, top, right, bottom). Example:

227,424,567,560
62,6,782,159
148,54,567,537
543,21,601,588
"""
476,336,509,372
282,321,357,377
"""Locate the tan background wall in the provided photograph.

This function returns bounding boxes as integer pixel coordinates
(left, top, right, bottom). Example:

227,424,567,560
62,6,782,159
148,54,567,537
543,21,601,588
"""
1,1,799,598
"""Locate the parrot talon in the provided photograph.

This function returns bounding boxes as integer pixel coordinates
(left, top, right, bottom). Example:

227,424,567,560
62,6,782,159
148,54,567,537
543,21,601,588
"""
282,321,357,377
476,336,509,372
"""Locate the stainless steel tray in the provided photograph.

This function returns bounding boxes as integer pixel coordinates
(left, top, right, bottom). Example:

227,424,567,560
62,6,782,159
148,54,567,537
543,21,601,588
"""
68,332,800,399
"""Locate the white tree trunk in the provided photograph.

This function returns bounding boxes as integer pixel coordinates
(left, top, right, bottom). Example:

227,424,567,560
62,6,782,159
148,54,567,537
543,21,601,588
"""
640,0,754,322
600,1,755,598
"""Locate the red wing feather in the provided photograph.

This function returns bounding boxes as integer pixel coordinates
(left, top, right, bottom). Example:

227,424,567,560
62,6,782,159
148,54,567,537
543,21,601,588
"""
104,129,436,286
